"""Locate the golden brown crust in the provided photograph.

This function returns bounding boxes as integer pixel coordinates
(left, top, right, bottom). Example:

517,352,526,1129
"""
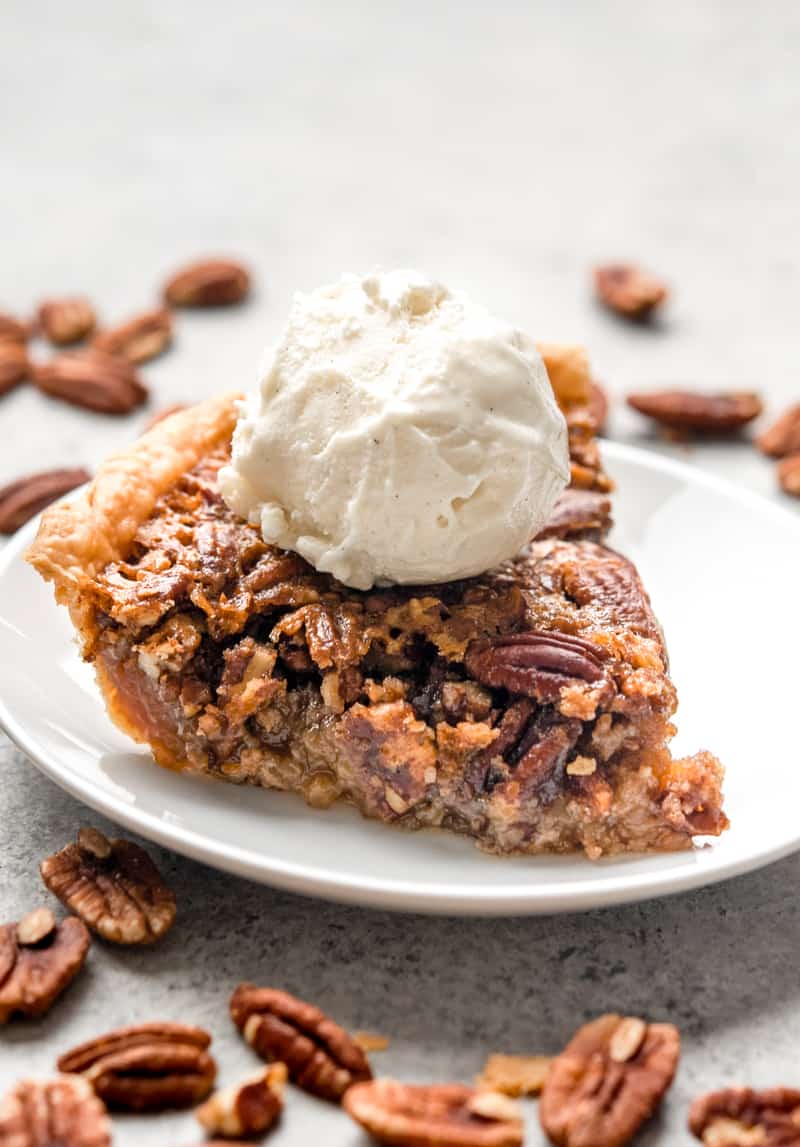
26,393,240,598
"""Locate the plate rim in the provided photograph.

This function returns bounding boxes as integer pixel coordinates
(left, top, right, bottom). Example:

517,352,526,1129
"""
1,440,799,916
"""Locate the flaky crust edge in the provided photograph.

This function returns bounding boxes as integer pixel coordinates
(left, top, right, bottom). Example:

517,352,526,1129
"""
26,392,241,601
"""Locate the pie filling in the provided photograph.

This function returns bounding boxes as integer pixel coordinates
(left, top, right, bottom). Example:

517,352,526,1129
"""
72,446,727,859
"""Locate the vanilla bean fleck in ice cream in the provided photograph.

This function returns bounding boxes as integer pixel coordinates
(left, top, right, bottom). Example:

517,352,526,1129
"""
219,270,569,590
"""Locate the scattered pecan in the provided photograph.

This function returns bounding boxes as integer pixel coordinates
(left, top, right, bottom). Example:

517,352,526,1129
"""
587,381,609,433
230,983,371,1101
40,827,176,944
540,1014,680,1147
164,258,250,307
477,1053,551,1097
0,912,90,1022
0,1076,111,1147
536,489,613,542
778,455,800,497
627,389,763,434
594,264,668,319
0,339,29,395
758,403,800,458
93,307,173,363
0,468,90,535
689,1087,800,1146
144,402,188,431
343,1079,524,1147
195,1064,287,1138
57,1021,216,1111
34,349,148,414
38,298,96,345
0,313,30,343
465,631,606,703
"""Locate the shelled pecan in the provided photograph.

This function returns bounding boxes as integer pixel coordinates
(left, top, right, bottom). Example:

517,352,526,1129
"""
689,1087,800,1146
0,911,90,1022
540,1014,680,1147
38,298,97,345
465,631,606,702
343,1079,524,1147
34,349,148,414
230,984,371,1101
758,403,800,458
40,827,176,944
777,455,800,497
195,1064,287,1138
164,259,250,307
477,1053,551,1097
627,389,762,434
0,468,90,534
93,307,173,363
536,489,613,542
0,339,29,395
0,313,30,343
57,1021,216,1111
594,264,668,319
0,1076,111,1147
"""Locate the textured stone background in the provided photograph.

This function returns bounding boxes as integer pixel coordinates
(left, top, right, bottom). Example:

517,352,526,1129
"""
1,1,798,1143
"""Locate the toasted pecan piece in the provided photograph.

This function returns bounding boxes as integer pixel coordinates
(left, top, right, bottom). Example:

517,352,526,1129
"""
344,1079,524,1147
58,1021,215,1111
38,298,97,345
689,1086,800,1146
0,338,29,395
477,1053,551,1097
164,258,250,307
0,912,90,1023
230,983,371,1101
758,403,800,458
627,389,763,434
539,1014,680,1147
0,313,30,344
0,1076,111,1147
33,349,148,414
40,827,176,944
465,631,607,703
93,307,173,364
196,1064,287,1138
0,468,90,535
594,264,668,319
778,455,800,498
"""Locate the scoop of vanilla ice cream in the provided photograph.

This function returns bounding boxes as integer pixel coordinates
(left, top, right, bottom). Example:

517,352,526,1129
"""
219,270,569,590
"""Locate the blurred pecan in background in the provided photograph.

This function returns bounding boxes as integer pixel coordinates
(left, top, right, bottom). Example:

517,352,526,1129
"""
0,468,90,534
627,389,762,434
230,984,371,1101
38,298,97,345
0,339,29,396
58,1021,216,1111
34,349,148,414
196,1064,287,1138
778,455,800,497
0,313,30,343
0,910,90,1022
689,1086,800,1146
344,1079,524,1147
594,264,668,319
40,826,176,944
758,402,800,458
539,1014,680,1147
477,1053,551,1097
93,307,173,364
164,258,250,307
0,1076,111,1147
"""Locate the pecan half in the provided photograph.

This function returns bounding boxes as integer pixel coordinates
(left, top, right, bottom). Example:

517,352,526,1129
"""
38,298,96,345
40,827,176,944
540,1014,680,1147
758,403,800,458
0,467,89,534
0,1076,111,1147
594,264,668,319
230,984,371,1101
195,1064,287,1138
689,1088,800,1146
627,389,763,434
164,258,250,306
57,1021,216,1111
778,455,800,498
0,313,30,343
34,349,148,414
536,489,613,542
465,631,606,702
343,1079,524,1147
477,1053,551,1097
0,339,29,395
0,912,90,1023
93,308,173,363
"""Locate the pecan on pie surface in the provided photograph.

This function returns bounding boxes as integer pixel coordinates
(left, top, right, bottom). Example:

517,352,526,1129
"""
27,367,727,858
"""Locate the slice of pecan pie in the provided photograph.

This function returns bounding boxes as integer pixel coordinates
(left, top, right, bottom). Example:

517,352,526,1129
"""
28,357,726,858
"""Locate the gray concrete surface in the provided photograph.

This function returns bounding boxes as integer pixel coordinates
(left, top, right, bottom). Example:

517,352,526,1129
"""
1,1,798,1143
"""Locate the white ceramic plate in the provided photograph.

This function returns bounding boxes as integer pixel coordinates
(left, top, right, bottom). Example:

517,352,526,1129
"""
1,442,798,915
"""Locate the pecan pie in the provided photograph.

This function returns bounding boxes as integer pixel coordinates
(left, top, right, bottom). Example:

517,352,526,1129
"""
28,358,726,858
